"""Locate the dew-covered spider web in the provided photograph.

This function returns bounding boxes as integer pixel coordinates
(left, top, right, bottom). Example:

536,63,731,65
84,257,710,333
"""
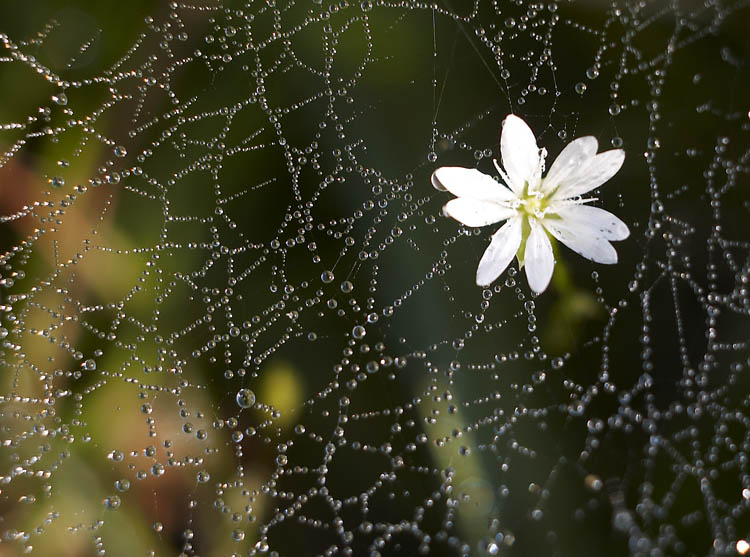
0,0,749,555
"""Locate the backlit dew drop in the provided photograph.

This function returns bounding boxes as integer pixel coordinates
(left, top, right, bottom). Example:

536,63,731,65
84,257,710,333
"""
235,388,256,409
0,3,744,557
49,176,65,188
103,496,121,510
340,280,354,293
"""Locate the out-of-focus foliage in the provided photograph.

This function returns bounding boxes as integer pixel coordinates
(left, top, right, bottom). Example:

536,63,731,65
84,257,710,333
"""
0,1,749,556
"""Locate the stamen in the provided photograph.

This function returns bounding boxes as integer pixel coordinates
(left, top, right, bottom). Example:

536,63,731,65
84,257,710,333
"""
492,159,514,190
527,147,547,193
567,196,598,206
546,196,598,211
538,147,547,174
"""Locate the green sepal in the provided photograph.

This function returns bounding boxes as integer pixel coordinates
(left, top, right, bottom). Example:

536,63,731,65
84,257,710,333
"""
515,217,531,269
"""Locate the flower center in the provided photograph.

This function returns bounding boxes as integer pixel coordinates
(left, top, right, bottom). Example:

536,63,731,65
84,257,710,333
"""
519,190,547,218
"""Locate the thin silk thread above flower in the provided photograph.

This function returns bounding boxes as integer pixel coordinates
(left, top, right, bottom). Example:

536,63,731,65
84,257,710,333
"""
431,114,630,294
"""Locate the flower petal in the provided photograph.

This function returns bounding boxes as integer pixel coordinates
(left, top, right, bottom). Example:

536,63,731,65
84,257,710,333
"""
553,205,630,240
476,216,523,287
500,114,540,195
542,217,618,264
443,198,516,227
431,167,515,203
524,218,555,294
541,136,598,195
551,149,625,200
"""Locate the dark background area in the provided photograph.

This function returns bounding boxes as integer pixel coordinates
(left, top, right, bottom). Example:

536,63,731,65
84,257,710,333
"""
0,1,749,556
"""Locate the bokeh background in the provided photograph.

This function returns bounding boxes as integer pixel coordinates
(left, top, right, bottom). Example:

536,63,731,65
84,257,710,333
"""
0,1,749,556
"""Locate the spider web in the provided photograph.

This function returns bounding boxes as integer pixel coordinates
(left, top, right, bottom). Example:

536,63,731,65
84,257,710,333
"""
0,1,749,555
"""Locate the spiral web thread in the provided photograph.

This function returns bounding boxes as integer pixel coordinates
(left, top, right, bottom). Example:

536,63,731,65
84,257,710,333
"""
0,1,749,555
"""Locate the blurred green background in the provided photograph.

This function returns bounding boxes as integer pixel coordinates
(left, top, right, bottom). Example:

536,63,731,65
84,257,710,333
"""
0,1,749,556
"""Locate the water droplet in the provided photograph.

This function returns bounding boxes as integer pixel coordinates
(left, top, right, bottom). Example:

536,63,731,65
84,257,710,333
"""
103,495,121,510
236,388,256,409
584,474,602,492
613,510,633,532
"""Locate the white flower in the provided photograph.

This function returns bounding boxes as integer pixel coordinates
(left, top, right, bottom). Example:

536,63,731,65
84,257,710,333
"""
432,114,629,294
